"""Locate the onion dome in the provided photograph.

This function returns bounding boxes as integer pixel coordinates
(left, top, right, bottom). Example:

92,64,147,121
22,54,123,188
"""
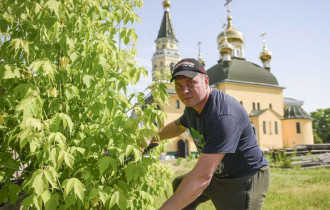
283,98,312,119
259,44,272,62
219,36,233,55
217,16,244,46
163,0,170,8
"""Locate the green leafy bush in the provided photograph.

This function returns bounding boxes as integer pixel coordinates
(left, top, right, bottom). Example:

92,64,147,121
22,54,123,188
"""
0,0,171,209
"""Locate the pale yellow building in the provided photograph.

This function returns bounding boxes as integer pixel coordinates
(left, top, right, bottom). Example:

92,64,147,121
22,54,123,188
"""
149,1,313,156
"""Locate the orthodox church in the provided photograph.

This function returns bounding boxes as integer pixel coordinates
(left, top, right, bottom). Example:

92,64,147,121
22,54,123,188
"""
150,0,314,156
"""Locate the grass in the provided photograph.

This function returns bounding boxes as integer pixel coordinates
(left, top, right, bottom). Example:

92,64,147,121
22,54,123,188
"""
155,159,330,210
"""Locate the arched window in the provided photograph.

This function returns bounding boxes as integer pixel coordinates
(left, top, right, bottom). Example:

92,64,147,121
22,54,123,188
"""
263,121,266,134
253,102,256,110
236,49,240,56
240,101,243,105
269,121,272,135
275,122,278,135
175,100,180,109
257,103,260,110
296,122,301,133
269,103,272,109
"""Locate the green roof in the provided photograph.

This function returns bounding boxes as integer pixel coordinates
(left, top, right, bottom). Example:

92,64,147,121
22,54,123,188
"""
157,11,177,40
284,105,312,119
249,109,268,117
207,58,279,86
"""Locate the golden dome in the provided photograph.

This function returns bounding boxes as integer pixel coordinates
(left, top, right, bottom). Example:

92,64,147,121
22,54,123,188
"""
163,0,170,8
217,16,244,45
220,37,233,55
259,45,272,61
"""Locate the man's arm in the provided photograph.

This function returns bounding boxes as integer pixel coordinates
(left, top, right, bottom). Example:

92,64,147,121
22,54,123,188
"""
159,153,225,210
151,119,187,143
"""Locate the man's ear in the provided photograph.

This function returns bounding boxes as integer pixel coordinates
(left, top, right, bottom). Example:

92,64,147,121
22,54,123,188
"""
205,76,209,87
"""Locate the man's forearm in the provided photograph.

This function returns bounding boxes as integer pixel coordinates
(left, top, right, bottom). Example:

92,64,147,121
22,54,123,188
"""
160,169,211,210
151,119,187,143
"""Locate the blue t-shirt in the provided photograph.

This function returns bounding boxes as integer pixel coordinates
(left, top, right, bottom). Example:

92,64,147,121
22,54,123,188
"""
179,89,268,178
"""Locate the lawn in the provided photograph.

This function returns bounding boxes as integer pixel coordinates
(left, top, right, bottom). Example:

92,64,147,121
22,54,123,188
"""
155,159,330,210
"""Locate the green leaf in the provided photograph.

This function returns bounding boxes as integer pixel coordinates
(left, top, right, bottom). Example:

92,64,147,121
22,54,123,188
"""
33,194,42,210
109,191,119,208
64,194,76,209
64,84,78,101
98,156,117,175
59,150,74,169
44,166,58,188
14,83,38,99
8,38,30,56
16,95,43,120
45,0,60,18
45,193,60,210
0,64,21,79
63,178,86,201
59,113,73,134
88,188,98,201
31,170,47,195
29,60,57,79
0,187,9,204
8,184,20,204
21,194,34,210
41,190,51,204
83,75,94,88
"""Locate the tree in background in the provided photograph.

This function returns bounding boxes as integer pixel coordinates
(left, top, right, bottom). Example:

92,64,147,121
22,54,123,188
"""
311,108,330,144
0,0,171,209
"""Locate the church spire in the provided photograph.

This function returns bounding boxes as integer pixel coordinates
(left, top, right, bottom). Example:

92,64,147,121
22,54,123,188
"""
197,41,205,67
157,0,177,41
152,0,181,82
259,32,272,70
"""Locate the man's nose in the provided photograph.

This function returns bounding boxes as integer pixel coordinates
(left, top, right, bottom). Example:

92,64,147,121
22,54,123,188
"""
183,85,190,93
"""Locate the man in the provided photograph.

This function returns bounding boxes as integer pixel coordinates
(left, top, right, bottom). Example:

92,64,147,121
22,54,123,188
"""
150,58,270,210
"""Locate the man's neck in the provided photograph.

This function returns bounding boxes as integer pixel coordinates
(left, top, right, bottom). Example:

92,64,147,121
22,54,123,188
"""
195,87,211,114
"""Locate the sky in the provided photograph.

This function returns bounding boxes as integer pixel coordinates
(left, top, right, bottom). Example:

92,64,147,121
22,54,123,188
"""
131,0,330,114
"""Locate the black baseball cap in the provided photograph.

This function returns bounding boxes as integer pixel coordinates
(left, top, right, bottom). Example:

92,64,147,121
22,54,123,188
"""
170,58,207,82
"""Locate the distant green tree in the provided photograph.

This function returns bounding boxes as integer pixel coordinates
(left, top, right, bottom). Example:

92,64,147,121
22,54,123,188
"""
0,0,171,209
311,108,330,143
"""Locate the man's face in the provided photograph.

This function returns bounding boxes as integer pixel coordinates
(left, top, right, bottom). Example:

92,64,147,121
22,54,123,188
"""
174,74,209,108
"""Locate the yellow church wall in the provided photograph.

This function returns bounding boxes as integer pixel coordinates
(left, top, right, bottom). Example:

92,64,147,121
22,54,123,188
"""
215,82,284,116
251,110,283,149
282,119,314,148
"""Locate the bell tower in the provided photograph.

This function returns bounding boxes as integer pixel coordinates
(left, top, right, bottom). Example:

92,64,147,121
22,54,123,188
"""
151,0,181,82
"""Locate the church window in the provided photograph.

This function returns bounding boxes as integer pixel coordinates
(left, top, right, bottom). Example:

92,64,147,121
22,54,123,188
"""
236,49,240,56
252,126,256,135
257,103,260,110
275,122,278,135
175,100,180,109
240,101,243,105
253,102,256,110
263,121,266,134
296,122,301,133
269,121,272,135
269,103,272,109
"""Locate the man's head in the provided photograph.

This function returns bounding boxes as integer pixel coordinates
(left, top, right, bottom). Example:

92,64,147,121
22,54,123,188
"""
172,59,210,113
170,58,207,82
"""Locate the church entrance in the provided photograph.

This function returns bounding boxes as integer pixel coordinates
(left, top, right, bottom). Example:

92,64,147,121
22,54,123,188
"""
177,139,188,158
